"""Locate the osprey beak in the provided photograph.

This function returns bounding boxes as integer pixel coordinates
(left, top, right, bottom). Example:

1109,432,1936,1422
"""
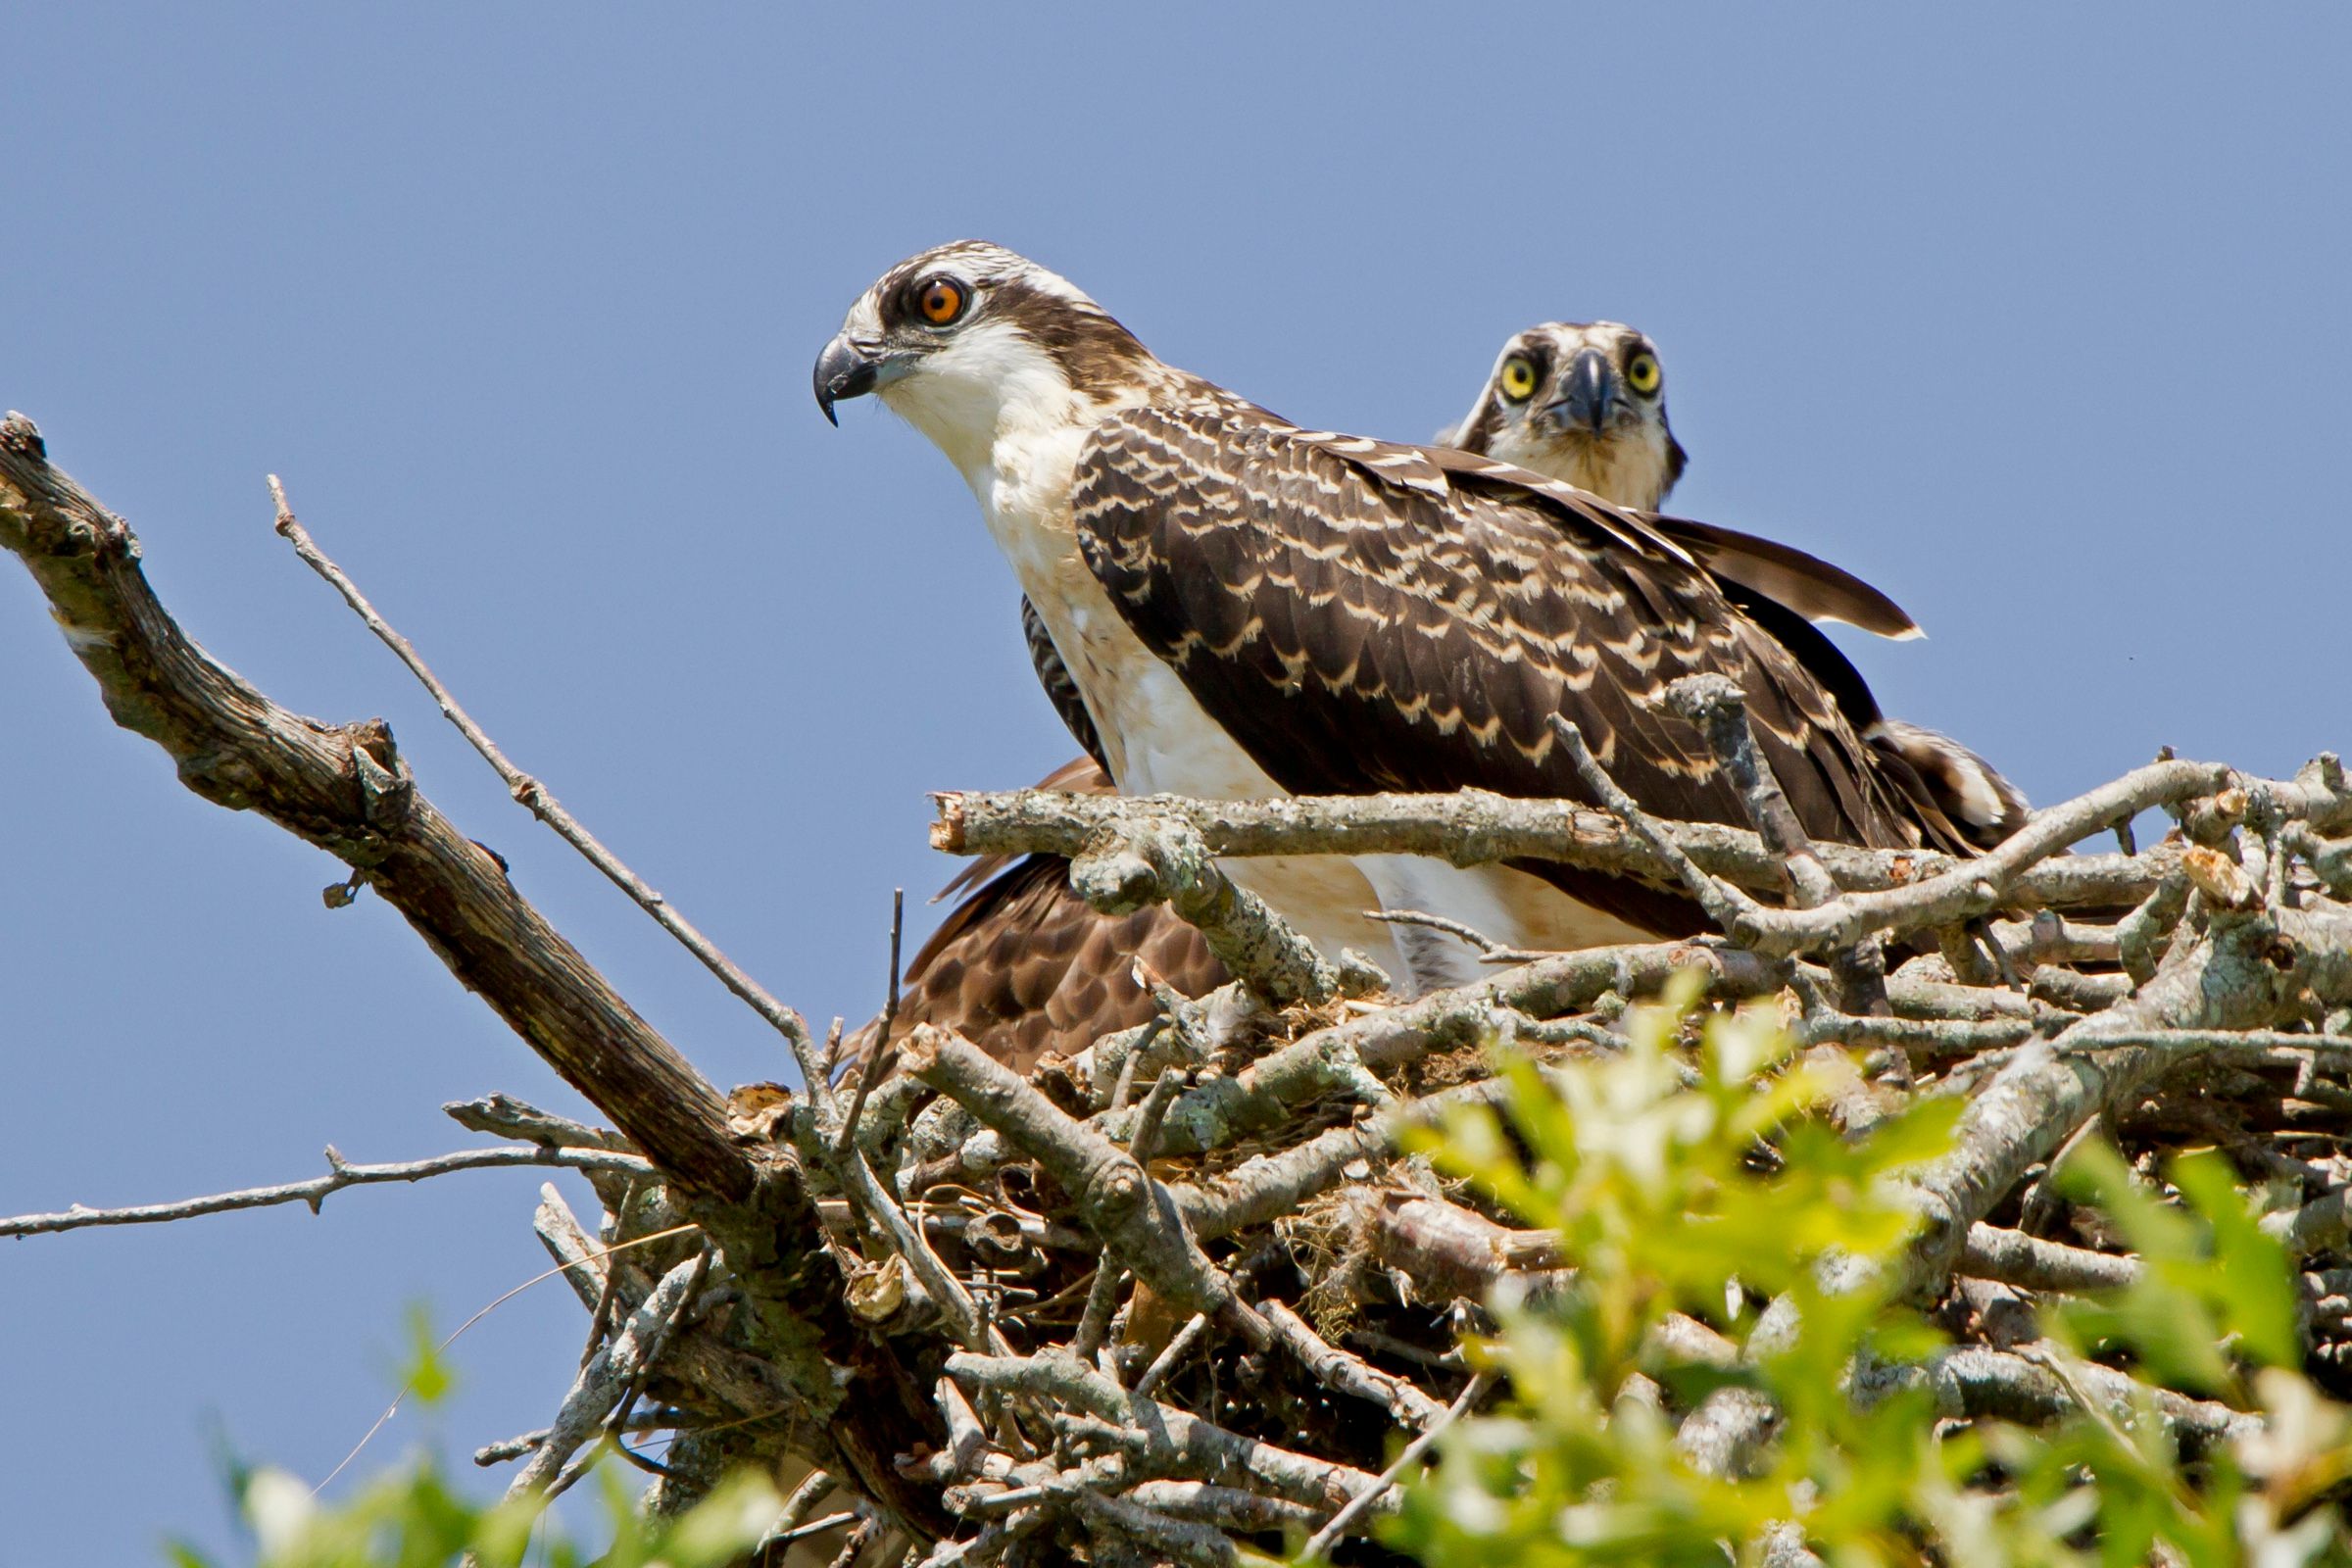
814,333,885,426
1547,348,1618,435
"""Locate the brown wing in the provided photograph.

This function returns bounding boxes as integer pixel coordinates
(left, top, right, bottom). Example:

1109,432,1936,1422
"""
840,756,1225,1081
1022,595,1110,773
1642,515,1923,641
1074,394,1943,935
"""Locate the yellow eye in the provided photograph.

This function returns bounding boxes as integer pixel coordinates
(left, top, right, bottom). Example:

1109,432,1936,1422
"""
1625,352,1662,395
916,276,968,326
1497,355,1540,402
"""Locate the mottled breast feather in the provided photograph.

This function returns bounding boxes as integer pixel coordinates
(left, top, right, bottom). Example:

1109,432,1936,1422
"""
1072,387,1946,935
838,760,1224,1082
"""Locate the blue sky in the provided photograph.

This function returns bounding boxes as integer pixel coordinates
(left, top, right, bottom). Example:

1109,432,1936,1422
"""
4,9,2347,1563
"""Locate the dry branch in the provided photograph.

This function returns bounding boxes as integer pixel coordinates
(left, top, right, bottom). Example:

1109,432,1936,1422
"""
934,788,2178,911
273,478,826,1066
0,416,750,1200
0,1145,654,1238
504,1251,708,1497
0,416,940,1536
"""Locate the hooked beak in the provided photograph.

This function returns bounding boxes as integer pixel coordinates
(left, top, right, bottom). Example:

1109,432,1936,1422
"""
814,333,888,425
1544,348,1618,435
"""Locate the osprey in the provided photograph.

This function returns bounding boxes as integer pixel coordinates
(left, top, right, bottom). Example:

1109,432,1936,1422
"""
843,321,1805,1072
818,241,1975,998
1447,318,2030,852
1446,319,1688,511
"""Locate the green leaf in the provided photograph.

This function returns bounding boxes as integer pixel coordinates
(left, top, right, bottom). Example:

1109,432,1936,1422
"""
396,1303,456,1409
2171,1150,2300,1370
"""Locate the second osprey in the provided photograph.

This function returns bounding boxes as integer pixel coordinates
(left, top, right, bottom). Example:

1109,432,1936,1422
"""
818,242,1985,994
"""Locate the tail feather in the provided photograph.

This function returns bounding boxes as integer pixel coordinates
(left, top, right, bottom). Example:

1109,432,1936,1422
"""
1866,718,2031,852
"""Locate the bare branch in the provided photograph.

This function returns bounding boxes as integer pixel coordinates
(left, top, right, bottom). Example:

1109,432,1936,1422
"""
1851,1342,2257,1449
1125,939,1782,1158
1663,673,1888,1013
0,1145,654,1238
445,1093,638,1154
505,1251,707,1497
2261,1185,2352,1256
270,478,825,1068
933,786,2188,913
944,1350,1381,1509
1960,1225,2141,1293
904,1029,1270,1349
529,1184,805,1424
1547,712,1768,939
1132,1314,1211,1399
1902,902,2340,1299
836,887,906,1151
1069,814,1383,1005
471,1407,685,1467
0,417,749,1200
1662,674,1839,908
1259,1298,1446,1427
1296,1371,1494,1563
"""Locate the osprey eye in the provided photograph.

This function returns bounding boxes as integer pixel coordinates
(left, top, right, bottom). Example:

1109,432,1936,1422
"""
1497,355,1540,403
916,277,968,326
1625,352,1662,396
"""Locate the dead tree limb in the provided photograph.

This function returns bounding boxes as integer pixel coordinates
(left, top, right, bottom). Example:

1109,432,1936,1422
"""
0,415,946,1536
0,414,747,1202
0,1145,655,1238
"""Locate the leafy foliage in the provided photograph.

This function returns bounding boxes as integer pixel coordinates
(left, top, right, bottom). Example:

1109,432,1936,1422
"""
167,1316,784,1568
169,1460,782,1568
1382,978,2352,1566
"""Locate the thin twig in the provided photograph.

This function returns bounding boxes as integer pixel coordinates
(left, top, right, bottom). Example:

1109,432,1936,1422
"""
271,476,820,1057
605,1246,713,1443
761,1510,862,1549
1260,1298,1447,1427
504,1250,709,1499
0,1144,654,1238
1296,1371,1494,1562
783,1019,1002,1354
471,1407,687,1467
1072,1067,1191,1368
1546,713,1769,939
1133,1313,1211,1398
757,1467,841,1550
1364,907,1513,956
837,888,906,1152
580,1176,638,1367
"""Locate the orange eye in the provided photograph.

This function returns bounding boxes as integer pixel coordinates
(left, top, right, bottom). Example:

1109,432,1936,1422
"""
917,277,967,325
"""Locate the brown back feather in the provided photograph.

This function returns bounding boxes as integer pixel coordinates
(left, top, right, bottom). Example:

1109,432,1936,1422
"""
1074,390,1936,935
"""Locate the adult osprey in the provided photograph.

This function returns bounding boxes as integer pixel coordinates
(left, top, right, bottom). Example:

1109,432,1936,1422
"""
818,241,1984,998
842,319,1832,1072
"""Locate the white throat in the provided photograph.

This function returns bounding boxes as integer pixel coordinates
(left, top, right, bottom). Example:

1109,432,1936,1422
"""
1490,427,1673,513
878,320,1102,486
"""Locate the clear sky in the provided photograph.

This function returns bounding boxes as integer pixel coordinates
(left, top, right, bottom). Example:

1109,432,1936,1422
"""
4,8,2347,1563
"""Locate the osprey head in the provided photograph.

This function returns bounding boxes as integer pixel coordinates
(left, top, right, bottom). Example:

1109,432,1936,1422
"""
1446,321,1689,511
814,241,1158,475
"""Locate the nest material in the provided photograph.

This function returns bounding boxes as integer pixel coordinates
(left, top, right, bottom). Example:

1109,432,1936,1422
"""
512,747,2352,1566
